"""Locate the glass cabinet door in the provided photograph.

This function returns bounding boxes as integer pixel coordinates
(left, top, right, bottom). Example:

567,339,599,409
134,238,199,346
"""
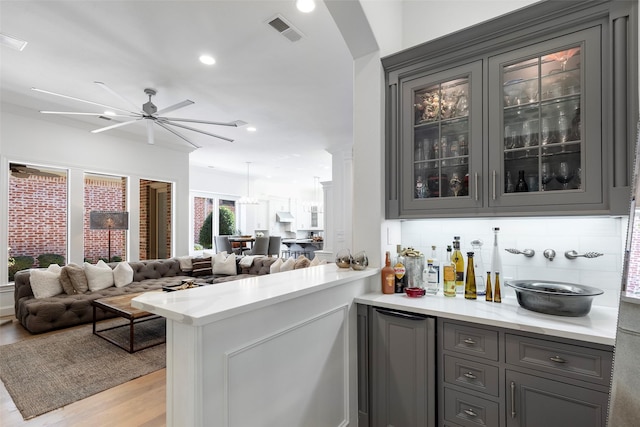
488,26,602,209
401,61,483,214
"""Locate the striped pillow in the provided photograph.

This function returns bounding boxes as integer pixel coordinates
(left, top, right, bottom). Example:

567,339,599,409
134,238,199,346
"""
191,257,213,276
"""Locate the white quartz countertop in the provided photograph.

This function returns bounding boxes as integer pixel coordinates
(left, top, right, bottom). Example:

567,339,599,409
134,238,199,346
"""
355,292,618,346
132,264,377,326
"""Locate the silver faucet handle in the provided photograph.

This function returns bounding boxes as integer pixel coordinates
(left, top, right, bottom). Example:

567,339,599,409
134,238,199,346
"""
565,250,604,259
543,249,556,261
505,248,535,257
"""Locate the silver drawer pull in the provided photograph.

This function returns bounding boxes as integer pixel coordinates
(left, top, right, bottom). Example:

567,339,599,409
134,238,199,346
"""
464,409,478,417
463,372,477,380
549,355,566,363
463,338,477,345
510,381,516,418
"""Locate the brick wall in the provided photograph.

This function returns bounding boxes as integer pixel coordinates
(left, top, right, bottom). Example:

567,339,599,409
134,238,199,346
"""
84,176,127,262
8,174,68,266
193,197,213,246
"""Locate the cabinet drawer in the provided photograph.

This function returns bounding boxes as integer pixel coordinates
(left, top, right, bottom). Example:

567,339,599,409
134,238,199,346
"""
443,322,499,361
505,334,612,386
443,387,500,427
444,354,500,396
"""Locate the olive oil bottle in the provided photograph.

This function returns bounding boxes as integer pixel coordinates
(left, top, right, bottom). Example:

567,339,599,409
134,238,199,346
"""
452,237,465,294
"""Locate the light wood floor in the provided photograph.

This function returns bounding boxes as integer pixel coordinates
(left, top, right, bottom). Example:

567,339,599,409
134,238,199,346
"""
0,316,166,427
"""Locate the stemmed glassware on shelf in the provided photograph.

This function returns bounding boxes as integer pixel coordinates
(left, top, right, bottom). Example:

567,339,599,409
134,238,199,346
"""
541,162,554,191
555,161,574,189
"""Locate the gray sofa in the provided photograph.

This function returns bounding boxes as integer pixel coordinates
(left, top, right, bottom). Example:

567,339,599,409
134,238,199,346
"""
14,256,278,334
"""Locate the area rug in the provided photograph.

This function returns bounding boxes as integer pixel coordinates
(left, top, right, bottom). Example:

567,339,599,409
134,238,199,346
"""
0,318,165,420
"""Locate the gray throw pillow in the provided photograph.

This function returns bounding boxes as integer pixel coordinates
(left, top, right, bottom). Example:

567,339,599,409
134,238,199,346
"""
59,264,89,294
191,257,213,277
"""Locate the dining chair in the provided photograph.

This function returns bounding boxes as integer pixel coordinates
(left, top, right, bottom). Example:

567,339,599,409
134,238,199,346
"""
248,236,270,256
267,236,282,257
214,236,233,254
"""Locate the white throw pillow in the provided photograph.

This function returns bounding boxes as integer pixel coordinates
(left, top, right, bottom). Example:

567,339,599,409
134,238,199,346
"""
270,257,283,274
113,262,134,288
280,257,296,272
84,260,114,291
178,256,193,272
30,264,63,299
310,256,321,267
213,252,237,276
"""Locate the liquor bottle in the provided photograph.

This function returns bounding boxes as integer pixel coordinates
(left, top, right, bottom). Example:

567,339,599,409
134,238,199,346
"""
490,227,503,286
452,237,465,294
382,251,395,294
443,245,456,297
494,272,502,303
430,245,440,284
464,252,477,299
485,272,493,302
425,259,438,294
515,170,529,192
394,246,406,293
470,239,485,296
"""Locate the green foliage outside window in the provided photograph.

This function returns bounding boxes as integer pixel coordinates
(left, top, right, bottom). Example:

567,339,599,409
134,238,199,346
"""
219,206,235,236
8,255,35,282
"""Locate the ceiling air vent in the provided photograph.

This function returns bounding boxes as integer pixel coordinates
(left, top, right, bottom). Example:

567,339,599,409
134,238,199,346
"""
267,14,303,42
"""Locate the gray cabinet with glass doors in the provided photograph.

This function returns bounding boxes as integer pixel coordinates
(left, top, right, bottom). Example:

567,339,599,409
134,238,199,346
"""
487,26,602,210
384,1,636,219
401,61,483,213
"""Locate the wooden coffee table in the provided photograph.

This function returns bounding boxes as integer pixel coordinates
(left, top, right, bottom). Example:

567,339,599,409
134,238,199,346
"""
92,292,165,353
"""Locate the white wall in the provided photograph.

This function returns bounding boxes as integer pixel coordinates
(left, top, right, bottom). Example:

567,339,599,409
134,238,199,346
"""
401,216,627,308
0,103,191,314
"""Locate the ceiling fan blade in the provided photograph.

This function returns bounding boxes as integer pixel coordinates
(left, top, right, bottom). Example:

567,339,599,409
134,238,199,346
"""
159,117,244,127
94,81,144,114
160,120,234,142
91,118,142,133
31,87,139,115
155,121,202,149
155,100,194,116
39,111,137,118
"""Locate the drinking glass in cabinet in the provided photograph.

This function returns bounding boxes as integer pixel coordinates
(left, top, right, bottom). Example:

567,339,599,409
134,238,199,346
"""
556,161,574,189
541,162,554,191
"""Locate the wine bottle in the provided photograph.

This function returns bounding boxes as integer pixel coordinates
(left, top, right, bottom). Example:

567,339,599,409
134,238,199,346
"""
381,251,395,294
515,170,529,192
452,237,465,294
494,272,502,303
464,252,477,299
393,246,406,293
485,272,493,302
443,245,456,297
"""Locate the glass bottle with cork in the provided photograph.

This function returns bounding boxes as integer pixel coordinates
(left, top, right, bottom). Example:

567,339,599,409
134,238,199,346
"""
485,271,493,301
430,245,440,284
443,245,456,297
393,245,406,293
464,252,477,299
381,251,395,294
425,259,438,295
494,272,502,303
452,236,465,294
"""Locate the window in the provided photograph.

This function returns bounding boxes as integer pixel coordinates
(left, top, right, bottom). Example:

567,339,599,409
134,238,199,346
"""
84,173,128,263
191,195,237,252
8,163,68,281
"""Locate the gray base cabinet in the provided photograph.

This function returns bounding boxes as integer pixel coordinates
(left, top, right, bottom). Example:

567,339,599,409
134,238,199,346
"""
438,318,613,427
359,305,436,427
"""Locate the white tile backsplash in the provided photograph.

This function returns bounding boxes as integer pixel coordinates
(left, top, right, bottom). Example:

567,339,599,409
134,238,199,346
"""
401,216,629,308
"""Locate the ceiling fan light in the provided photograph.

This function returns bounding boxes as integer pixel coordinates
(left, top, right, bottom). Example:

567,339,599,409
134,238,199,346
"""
296,0,315,13
199,54,216,65
146,119,155,145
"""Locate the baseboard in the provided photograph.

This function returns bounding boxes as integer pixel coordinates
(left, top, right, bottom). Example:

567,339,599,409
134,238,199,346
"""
0,284,15,317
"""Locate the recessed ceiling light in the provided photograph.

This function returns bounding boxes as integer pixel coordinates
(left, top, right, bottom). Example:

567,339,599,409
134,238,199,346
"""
103,110,116,116
199,54,216,65
247,126,257,132
296,0,315,13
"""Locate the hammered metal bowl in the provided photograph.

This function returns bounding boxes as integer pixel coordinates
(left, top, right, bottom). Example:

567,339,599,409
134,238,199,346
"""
506,280,604,317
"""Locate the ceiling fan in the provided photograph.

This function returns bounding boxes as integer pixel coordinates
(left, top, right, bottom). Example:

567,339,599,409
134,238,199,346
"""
10,163,60,178
31,82,247,148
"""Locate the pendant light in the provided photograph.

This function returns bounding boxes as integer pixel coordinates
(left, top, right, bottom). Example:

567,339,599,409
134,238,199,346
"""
238,162,259,204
